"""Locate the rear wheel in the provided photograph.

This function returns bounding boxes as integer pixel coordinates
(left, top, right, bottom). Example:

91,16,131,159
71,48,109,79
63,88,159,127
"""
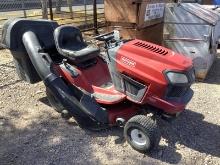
46,88,107,130
46,88,71,119
124,115,161,153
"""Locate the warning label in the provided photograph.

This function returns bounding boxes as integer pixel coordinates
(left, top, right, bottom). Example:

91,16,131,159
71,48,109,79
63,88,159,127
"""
144,3,165,21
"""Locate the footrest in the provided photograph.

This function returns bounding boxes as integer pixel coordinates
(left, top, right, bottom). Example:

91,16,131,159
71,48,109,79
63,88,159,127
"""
92,92,126,104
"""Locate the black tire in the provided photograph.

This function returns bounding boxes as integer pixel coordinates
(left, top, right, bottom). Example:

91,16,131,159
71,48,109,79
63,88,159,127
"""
46,88,64,113
124,115,161,153
46,88,108,130
46,88,71,119
45,88,104,129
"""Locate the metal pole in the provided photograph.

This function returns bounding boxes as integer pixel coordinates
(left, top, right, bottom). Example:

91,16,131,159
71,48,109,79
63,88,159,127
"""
22,0,27,18
55,0,62,13
48,0,53,20
41,0,48,19
93,0,98,35
84,0,87,25
67,0,73,19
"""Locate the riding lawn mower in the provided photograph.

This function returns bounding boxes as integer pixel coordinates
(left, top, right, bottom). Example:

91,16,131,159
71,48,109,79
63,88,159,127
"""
1,19,195,153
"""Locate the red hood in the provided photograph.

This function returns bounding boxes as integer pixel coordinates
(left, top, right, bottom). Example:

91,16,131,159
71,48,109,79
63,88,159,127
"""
116,39,193,97
120,39,192,71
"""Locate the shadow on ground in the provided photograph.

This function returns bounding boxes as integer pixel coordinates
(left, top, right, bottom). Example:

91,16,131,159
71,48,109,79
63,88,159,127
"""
0,61,22,89
159,109,220,159
38,96,220,164
204,56,220,84
1,93,219,164
0,108,104,165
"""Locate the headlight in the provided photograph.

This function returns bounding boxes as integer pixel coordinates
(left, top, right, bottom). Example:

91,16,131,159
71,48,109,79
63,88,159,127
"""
166,72,188,84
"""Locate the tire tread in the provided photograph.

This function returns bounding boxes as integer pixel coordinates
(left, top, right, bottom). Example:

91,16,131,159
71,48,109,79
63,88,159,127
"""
124,115,161,153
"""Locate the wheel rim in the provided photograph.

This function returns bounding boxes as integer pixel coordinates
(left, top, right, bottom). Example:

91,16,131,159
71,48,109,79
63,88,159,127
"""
130,128,150,147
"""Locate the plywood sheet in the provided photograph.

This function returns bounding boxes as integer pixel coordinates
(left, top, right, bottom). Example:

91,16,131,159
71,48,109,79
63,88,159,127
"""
106,23,164,45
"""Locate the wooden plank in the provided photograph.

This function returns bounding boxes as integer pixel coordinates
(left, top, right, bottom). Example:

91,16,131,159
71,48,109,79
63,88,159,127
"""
107,22,164,45
202,0,213,4
104,0,138,23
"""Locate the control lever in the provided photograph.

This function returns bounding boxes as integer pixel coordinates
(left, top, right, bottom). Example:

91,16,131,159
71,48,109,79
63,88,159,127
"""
62,59,78,77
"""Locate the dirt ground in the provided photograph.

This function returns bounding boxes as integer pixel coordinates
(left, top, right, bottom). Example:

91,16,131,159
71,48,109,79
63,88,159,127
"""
0,49,220,165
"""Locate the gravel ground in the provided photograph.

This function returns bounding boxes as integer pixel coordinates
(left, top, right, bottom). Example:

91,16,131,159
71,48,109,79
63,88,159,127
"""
0,50,220,165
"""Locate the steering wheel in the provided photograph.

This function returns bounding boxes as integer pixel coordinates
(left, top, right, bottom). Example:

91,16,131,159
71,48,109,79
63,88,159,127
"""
94,32,114,42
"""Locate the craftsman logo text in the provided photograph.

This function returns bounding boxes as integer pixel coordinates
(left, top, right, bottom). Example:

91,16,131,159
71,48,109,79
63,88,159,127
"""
121,56,136,68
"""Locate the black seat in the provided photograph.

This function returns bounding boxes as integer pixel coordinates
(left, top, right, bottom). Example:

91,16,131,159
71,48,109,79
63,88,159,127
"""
54,25,100,63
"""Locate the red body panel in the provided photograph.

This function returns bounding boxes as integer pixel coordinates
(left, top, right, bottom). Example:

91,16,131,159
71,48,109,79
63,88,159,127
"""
146,96,186,114
115,39,192,106
56,39,193,124
56,58,126,105
107,103,139,125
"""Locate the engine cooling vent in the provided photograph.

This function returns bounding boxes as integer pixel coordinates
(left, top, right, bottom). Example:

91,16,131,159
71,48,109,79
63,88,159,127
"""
133,41,168,55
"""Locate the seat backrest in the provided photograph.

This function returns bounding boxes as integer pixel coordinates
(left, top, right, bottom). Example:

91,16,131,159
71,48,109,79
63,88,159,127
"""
54,25,100,65
54,25,87,53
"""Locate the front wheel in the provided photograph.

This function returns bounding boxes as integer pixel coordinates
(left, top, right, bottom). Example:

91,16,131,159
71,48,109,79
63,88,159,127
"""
124,115,161,153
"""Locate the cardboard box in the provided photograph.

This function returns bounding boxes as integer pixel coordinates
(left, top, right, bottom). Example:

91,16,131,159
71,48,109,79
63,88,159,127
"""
202,0,213,4
105,0,168,28
106,22,164,45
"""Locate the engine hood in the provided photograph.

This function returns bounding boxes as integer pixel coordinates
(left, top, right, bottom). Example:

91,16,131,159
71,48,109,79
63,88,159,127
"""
116,39,193,86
